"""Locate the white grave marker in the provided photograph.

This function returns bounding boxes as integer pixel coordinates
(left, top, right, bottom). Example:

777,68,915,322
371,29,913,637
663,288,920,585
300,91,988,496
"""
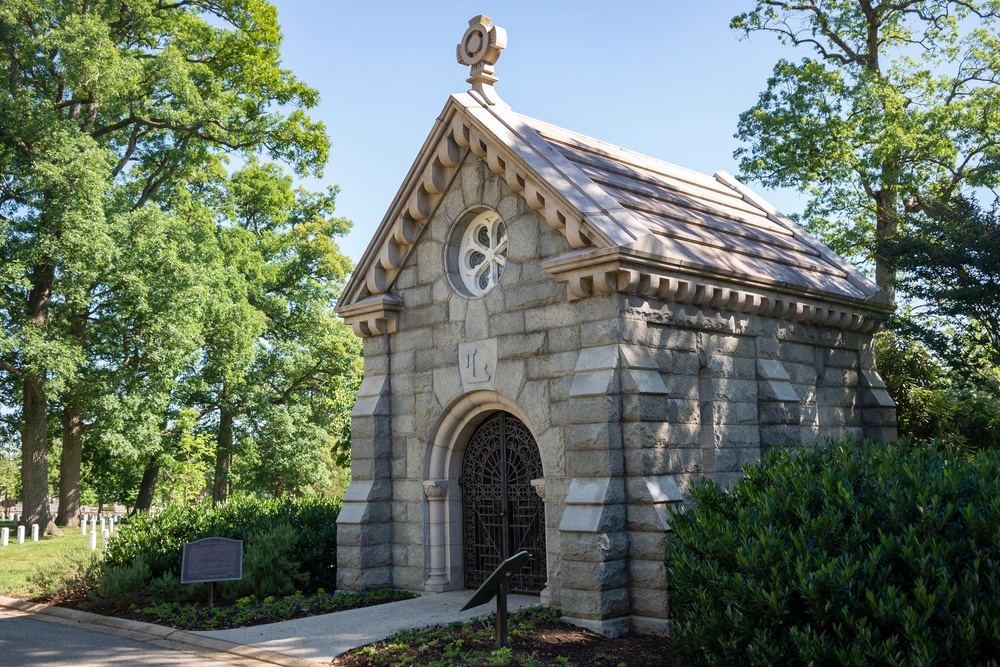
1,527,8,547
31,524,38,542
17,525,25,544
81,520,87,536
90,530,97,551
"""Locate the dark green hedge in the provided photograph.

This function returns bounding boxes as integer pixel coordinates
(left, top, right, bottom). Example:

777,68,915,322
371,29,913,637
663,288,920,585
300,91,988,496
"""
106,494,341,594
667,441,1000,666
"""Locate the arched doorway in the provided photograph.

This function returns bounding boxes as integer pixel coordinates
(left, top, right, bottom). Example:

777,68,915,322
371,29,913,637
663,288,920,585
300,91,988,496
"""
462,411,546,595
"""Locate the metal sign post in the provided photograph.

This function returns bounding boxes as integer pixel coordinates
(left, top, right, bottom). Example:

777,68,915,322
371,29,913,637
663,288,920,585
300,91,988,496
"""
461,550,531,649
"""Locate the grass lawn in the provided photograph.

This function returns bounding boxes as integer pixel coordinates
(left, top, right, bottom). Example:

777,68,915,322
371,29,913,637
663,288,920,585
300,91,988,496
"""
0,522,99,597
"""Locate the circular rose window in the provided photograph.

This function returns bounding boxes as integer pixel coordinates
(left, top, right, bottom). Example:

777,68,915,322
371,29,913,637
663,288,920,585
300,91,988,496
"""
448,209,508,297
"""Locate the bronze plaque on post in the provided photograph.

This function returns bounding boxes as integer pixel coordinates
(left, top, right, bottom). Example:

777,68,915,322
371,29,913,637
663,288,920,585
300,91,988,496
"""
180,537,243,583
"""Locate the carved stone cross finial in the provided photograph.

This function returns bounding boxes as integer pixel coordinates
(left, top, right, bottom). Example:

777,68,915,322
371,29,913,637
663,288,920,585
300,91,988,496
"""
457,15,507,105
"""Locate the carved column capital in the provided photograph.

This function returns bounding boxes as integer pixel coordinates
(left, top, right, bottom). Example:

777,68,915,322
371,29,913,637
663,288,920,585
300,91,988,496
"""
530,477,546,501
423,479,449,500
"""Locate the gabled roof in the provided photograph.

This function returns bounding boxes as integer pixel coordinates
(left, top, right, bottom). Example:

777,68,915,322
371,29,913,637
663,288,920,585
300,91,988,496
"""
337,88,891,338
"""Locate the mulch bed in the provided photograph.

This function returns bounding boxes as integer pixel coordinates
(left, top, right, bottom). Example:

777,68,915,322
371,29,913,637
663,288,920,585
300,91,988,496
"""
329,612,685,667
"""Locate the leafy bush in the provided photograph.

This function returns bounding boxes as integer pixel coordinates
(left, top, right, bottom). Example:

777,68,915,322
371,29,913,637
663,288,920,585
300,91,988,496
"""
220,522,306,599
89,556,151,610
667,440,1000,666
30,551,98,604
102,494,340,601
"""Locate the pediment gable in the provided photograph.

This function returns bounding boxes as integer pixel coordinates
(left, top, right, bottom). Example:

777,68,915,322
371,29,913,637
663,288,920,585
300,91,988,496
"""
337,89,892,338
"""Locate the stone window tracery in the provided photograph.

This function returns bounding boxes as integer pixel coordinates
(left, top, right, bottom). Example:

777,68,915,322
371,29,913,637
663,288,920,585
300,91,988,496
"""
449,209,507,297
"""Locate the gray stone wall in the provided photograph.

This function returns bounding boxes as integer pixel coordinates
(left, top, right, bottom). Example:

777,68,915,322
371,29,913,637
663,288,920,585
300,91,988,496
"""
337,153,896,636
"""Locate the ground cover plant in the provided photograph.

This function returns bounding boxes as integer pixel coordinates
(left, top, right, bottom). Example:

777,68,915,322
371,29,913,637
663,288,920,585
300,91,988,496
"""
331,605,682,667
667,440,1000,666
127,588,416,630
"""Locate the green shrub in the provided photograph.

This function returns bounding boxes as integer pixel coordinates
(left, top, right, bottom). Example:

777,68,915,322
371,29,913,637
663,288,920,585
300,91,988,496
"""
90,556,151,609
220,522,306,599
667,440,1000,666
104,494,340,601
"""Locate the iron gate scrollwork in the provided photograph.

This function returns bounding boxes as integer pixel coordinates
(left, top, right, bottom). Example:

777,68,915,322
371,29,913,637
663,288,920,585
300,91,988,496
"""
462,412,546,595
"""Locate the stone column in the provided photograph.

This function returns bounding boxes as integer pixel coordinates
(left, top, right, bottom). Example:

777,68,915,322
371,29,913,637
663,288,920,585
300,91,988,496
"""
337,356,394,592
530,478,551,604
423,480,450,591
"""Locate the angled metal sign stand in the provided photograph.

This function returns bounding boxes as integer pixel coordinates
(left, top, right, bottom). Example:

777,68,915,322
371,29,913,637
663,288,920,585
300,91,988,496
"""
461,550,531,649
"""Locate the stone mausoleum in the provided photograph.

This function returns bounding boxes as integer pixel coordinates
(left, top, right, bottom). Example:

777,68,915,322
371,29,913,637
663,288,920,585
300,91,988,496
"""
335,16,896,636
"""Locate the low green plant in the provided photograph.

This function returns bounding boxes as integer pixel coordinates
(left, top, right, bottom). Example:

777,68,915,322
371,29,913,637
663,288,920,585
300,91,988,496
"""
220,522,305,599
667,439,1000,666
29,550,97,603
89,556,151,609
135,588,416,630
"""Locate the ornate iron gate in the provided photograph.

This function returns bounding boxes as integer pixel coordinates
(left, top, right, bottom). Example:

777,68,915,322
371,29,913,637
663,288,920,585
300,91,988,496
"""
462,412,546,594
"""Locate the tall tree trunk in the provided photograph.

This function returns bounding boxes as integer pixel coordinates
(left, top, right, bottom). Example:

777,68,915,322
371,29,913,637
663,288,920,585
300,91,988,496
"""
56,313,88,527
874,189,898,304
213,403,235,505
20,264,54,529
21,373,49,528
134,459,159,512
56,402,83,526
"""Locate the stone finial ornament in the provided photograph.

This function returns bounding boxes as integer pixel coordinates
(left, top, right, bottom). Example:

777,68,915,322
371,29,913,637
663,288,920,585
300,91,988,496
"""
457,15,507,105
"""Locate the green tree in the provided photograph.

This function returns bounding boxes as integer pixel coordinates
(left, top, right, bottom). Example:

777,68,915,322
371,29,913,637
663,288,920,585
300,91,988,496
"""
0,0,327,528
732,1,1000,302
184,162,357,501
889,196,1000,399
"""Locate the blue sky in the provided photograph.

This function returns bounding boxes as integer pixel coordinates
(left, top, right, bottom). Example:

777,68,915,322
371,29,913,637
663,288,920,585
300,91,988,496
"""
269,1,808,264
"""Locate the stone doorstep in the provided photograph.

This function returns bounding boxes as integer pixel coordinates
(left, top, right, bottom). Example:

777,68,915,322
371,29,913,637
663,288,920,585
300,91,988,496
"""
0,596,321,667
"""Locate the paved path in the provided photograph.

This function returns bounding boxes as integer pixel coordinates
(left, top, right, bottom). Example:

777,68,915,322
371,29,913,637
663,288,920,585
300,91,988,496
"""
0,607,243,667
0,597,315,666
0,591,539,666
196,591,540,664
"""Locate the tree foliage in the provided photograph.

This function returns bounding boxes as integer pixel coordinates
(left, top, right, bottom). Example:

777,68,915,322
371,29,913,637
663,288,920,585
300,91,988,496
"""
0,0,355,521
732,1,1000,300
887,196,1000,399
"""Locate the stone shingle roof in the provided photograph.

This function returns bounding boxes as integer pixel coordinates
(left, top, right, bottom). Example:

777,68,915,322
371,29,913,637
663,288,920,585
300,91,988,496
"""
337,90,891,337
517,113,877,303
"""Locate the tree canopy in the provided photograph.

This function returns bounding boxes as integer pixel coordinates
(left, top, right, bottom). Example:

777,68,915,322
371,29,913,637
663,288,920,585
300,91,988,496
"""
732,0,1000,301
0,0,355,525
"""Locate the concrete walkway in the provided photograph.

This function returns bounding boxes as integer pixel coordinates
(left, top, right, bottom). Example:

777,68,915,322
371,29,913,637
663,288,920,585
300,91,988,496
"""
0,592,539,666
196,591,540,664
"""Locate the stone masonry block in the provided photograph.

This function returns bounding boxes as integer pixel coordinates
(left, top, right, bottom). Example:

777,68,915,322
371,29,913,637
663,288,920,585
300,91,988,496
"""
566,449,624,477
568,370,615,398
630,585,669,618
580,317,622,347
554,395,621,426
526,350,578,381
566,421,616,451
759,401,801,426
559,501,626,534
718,424,760,448
713,377,758,403
401,303,449,331
631,531,672,559
498,332,546,360
561,558,628,591
559,530,629,562
560,586,630,620
565,476,626,506
622,394,670,423
714,445,761,473
630,557,668,592
622,420,670,449
548,325,582,354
